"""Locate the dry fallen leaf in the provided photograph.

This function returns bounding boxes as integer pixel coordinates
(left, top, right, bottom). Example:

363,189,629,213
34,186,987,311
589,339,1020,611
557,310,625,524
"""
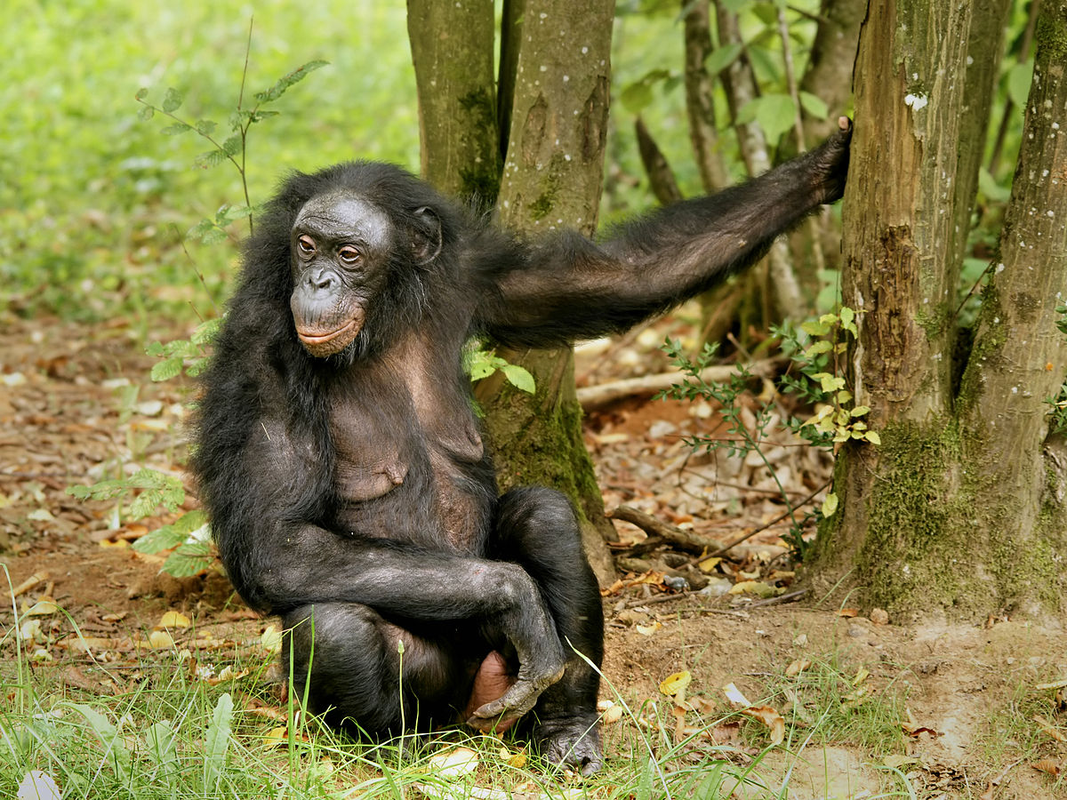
148,630,175,649
900,720,939,738
785,658,812,678
426,746,479,778
23,598,60,616
1033,714,1066,743
728,580,780,598
263,727,288,747
636,621,661,636
1036,677,1067,691
836,608,858,618
1031,758,1061,777
598,701,623,724
156,611,191,630
261,624,283,654
497,746,527,769
741,705,785,746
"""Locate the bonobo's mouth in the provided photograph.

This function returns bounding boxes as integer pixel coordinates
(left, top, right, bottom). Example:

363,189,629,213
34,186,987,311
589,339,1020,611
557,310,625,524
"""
295,316,363,357
297,319,357,345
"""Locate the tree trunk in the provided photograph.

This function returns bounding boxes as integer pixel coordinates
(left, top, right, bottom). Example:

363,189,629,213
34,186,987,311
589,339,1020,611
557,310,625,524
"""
682,0,729,193
792,0,866,159
476,0,617,585
407,0,500,207
811,0,1067,620
407,0,618,584
956,1,1067,615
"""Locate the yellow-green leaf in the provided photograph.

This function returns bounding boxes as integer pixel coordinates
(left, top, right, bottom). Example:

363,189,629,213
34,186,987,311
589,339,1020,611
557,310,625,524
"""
822,493,839,517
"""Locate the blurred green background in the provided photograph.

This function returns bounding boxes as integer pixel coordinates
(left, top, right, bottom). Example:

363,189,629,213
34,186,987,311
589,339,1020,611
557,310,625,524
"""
0,0,1027,329
0,0,420,321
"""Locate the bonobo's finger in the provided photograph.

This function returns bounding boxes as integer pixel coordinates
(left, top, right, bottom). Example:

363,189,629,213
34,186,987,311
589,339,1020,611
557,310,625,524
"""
838,115,852,131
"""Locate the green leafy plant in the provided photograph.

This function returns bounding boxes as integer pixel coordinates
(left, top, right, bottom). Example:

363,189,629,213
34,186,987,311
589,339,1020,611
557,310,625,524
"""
659,339,799,530
463,343,536,395
147,316,224,381
661,307,876,560
135,29,327,240
782,309,879,449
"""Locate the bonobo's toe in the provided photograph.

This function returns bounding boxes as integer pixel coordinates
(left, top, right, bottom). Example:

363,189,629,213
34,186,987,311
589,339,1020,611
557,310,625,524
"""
539,717,603,776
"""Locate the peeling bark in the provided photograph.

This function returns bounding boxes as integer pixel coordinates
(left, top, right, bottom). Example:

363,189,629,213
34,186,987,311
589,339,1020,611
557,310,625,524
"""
814,0,1067,620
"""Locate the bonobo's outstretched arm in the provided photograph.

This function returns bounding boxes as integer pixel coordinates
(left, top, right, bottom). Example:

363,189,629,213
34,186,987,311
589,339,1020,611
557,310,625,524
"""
476,119,851,347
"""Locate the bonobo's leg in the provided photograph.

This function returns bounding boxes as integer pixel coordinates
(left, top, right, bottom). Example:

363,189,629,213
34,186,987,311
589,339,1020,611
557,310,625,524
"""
282,603,470,735
476,487,605,775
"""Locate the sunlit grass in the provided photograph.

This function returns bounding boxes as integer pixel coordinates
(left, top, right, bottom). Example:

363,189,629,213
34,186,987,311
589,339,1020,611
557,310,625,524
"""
0,0,419,322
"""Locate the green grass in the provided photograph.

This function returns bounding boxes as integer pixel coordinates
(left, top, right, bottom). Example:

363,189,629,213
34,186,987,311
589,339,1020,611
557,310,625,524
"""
2,598,921,800
0,0,419,323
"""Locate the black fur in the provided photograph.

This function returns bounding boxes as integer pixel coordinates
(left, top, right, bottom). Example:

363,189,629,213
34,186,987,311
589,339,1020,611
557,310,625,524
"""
192,122,851,775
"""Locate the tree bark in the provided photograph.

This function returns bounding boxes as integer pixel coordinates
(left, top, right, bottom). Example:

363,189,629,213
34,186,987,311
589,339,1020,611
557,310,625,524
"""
407,0,500,207
475,0,618,585
951,0,1012,265
812,0,1067,620
956,1,1067,615
407,0,617,584
682,0,729,193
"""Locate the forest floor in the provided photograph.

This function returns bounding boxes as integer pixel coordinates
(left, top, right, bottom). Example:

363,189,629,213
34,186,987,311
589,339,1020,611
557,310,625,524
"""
2,311,1066,799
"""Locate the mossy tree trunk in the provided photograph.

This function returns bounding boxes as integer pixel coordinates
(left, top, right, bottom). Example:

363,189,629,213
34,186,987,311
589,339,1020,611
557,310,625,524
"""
407,0,617,583
406,0,501,207
811,0,1067,620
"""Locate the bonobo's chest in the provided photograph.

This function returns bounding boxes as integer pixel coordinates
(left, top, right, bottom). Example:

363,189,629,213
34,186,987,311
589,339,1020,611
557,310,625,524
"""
324,352,491,549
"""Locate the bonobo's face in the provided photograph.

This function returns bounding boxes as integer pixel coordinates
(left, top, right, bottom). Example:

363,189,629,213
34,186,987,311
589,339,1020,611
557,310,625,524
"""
289,192,392,357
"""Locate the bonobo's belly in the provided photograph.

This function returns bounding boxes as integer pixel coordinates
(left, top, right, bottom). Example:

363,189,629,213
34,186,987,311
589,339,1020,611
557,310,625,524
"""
331,446,494,552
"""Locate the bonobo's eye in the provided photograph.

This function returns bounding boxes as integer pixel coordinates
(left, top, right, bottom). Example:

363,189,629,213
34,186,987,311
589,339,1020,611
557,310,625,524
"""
297,235,316,256
338,245,362,266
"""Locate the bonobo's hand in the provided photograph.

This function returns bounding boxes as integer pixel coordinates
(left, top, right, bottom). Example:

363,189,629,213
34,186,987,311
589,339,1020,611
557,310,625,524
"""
466,565,567,731
809,116,853,205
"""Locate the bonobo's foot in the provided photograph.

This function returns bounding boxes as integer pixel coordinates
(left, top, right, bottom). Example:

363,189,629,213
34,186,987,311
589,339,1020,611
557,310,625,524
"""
466,660,566,732
537,716,603,776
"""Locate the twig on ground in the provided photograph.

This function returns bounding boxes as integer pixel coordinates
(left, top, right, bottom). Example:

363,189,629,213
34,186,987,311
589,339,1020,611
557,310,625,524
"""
577,357,782,409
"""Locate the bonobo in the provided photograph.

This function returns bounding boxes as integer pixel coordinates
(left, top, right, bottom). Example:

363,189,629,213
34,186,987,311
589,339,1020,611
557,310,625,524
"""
192,118,852,775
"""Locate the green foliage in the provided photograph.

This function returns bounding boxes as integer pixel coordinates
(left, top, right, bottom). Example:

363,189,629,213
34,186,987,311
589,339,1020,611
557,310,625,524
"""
147,316,223,381
661,308,875,560
137,57,328,239
0,1,418,320
67,468,185,518
658,339,807,545
464,344,537,395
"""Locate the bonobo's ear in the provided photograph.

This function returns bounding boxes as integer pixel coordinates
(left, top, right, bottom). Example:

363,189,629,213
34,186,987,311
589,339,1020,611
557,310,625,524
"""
410,206,442,266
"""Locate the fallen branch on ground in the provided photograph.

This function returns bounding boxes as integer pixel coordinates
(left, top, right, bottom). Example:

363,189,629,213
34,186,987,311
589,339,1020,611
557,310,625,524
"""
577,357,783,409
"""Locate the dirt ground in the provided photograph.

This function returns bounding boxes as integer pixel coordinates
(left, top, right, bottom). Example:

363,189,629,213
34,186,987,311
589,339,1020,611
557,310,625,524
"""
2,313,1066,799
